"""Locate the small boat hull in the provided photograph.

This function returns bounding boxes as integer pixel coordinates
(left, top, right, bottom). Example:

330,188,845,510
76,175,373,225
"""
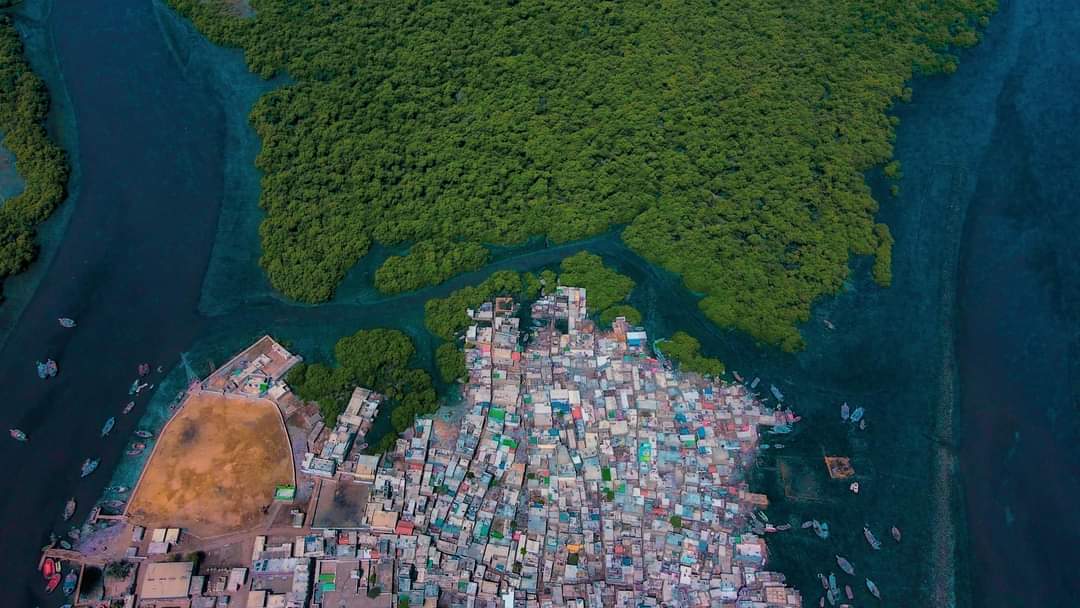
46,573,61,593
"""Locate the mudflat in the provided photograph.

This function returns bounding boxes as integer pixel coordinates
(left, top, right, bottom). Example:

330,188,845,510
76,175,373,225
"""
127,392,293,538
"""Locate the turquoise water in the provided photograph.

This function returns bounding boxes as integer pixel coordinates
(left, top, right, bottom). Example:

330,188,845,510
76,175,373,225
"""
0,142,24,202
1,0,1077,605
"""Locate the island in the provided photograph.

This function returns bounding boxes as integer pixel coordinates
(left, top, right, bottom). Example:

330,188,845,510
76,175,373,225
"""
169,0,994,350
45,286,802,607
0,9,69,296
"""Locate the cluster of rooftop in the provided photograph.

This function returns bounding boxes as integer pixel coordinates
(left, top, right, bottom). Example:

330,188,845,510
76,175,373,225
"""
58,288,800,608
361,287,800,607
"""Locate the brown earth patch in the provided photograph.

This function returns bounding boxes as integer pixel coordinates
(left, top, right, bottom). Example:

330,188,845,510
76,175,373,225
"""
127,393,293,538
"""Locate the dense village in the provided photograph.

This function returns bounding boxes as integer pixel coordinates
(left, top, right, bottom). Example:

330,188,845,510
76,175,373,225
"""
45,287,801,608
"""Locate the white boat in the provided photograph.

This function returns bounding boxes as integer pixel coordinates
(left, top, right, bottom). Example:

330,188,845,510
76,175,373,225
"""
58,318,76,328
80,458,99,477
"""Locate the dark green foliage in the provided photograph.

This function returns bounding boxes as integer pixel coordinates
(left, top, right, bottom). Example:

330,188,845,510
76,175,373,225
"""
557,252,634,313
872,223,894,286
375,240,490,294
669,515,682,530
368,433,398,454
598,305,642,327
288,328,437,429
169,0,994,348
0,16,69,286
104,560,134,579
424,270,525,340
659,332,725,377
435,342,466,383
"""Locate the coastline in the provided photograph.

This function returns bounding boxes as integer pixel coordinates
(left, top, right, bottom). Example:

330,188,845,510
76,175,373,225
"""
0,0,82,353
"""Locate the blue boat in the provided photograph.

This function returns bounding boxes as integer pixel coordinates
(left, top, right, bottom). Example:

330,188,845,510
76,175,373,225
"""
100,417,115,437
850,406,865,423
769,424,793,435
841,402,850,421
37,359,58,379
770,384,784,401
866,578,881,599
80,458,98,478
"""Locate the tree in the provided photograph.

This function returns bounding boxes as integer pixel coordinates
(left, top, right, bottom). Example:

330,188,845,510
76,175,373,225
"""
169,0,997,349
435,342,466,383
659,332,725,377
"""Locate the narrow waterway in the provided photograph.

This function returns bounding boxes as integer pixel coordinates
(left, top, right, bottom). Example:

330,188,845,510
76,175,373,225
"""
0,0,1076,606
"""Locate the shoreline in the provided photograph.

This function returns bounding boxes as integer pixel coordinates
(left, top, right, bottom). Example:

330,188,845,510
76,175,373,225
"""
0,0,83,353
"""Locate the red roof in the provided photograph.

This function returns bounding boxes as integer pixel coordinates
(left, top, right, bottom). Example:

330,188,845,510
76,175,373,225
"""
395,521,415,535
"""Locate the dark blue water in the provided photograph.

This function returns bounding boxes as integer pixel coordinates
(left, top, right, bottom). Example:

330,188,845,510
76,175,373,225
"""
1,0,1077,606
953,0,1080,604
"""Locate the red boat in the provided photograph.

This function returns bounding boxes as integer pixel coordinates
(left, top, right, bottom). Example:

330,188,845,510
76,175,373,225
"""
45,572,61,593
41,557,56,578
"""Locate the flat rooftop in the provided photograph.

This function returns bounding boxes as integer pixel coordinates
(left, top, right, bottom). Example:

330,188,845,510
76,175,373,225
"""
312,480,371,530
127,392,294,538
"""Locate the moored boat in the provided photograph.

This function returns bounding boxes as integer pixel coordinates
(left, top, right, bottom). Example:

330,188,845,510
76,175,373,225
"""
63,570,77,595
813,520,830,539
750,377,760,389
138,363,150,377
80,458,99,478
46,573,61,593
127,441,146,456
866,578,881,599
836,555,854,575
102,499,125,510
105,485,129,494
823,319,835,330
122,400,135,414
58,318,76,328
845,585,853,600
891,526,902,542
770,384,784,401
37,359,58,379
101,417,115,437
850,406,865,423
41,558,56,578
63,498,76,521
863,525,882,550
129,379,140,395
769,424,793,435
9,428,27,441
840,402,850,421
58,539,72,550
733,371,744,382
133,429,153,439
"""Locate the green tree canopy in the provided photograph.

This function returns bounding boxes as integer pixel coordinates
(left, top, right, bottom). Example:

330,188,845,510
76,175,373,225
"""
170,0,994,349
0,15,69,290
659,331,725,377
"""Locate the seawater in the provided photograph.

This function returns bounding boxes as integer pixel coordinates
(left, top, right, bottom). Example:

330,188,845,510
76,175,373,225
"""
0,0,1076,606
0,142,24,201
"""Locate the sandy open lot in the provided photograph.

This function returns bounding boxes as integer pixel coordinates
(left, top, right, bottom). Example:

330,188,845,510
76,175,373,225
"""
127,392,294,538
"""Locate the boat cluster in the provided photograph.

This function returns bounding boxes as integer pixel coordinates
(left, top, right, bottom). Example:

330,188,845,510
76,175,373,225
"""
40,555,77,599
730,370,903,606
